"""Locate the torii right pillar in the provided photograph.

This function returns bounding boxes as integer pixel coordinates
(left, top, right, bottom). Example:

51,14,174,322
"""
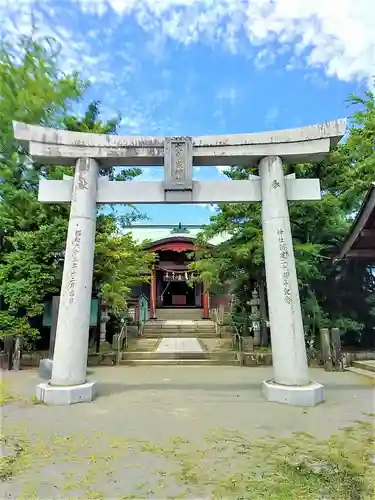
259,156,324,406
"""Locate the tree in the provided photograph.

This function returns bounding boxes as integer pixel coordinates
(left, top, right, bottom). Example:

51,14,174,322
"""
332,90,375,211
94,215,155,314
190,92,375,345
0,37,152,342
0,37,85,340
60,101,153,313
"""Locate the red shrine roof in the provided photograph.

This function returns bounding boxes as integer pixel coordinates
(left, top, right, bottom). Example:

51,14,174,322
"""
143,236,202,252
123,224,230,251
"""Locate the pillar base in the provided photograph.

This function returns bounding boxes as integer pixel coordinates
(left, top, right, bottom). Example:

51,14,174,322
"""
36,380,98,405
262,379,324,407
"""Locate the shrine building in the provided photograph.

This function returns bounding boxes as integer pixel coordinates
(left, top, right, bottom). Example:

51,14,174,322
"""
336,182,375,262
123,223,229,320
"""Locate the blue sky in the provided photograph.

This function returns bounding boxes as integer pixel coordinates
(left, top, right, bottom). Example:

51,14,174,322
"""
1,0,373,225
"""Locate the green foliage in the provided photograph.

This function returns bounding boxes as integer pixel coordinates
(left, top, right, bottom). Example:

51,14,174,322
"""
0,312,39,340
94,215,155,315
0,37,86,340
190,92,375,343
60,100,144,185
0,218,68,316
0,36,86,157
0,36,151,340
334,91,375,211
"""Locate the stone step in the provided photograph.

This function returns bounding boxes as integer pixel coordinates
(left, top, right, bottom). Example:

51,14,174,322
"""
119,358,240,366
153,316,206,322
121,351,237,361
156,307,203,315
143,329,217,335
155,312,204,317
143,323,216,330
346,366,375,380
144,320,215,328
142,332,219,338
152,317,206,322
199,337,234,352
147,318,215,322
156,308,203,313
144,319,215,328
126,339,160,352
352,360,375,373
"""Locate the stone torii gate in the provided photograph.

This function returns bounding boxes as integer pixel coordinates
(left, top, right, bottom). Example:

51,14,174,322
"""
13,119,345,406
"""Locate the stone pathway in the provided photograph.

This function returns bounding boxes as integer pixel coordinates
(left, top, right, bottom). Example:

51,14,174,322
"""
156,337,203,353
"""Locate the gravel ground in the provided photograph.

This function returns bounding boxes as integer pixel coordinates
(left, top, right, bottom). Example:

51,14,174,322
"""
1,365,374,499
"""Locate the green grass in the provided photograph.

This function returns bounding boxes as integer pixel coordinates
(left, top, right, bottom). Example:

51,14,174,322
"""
253,346,272,353
30,395,47,405
0,380,18,406
1,416,373,499
1,379,374,498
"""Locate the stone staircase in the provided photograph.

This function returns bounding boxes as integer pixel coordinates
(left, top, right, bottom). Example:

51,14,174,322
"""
143,308,217,338
142,321,217,338
120,350,238,366
346,359,375,380
155,308,204,321
120,309,238,366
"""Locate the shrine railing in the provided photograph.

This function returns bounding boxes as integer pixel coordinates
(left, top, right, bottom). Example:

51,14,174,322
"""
232,325,244,366
116,324,128,365
138,294,149,336
211,307,223,338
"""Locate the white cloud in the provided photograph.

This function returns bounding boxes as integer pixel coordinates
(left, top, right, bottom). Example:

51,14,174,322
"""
1,0,373,86
0,0,107,79
254,47,277,69
199,203,219,213
72,0,374,85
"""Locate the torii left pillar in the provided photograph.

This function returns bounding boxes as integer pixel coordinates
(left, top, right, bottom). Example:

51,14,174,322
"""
36,158,99,405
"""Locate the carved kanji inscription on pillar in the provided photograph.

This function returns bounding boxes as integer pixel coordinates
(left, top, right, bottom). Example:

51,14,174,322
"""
276,228,292,305
68,228,82,303
77,158,89,190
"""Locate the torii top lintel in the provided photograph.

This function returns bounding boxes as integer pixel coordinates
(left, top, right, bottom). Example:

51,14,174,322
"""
13,119,346,167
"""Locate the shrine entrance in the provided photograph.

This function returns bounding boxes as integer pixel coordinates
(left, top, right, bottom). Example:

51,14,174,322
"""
144,235,206,317
13,118,345,407
161,279,196,308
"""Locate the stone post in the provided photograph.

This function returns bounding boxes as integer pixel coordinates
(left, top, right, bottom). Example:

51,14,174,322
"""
150,265,157,319
38,295,60,380
202,285,210,319
100,318,106,344
99,300,109,344
331,327,343,370
320,328,333,371
36,158,99,405
259,156,323,406
49,295,60,357
258,277,268,346
249,289,261,345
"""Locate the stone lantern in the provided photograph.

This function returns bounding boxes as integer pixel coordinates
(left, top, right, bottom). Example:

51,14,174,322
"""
99,299,110,344
249,289,261,346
